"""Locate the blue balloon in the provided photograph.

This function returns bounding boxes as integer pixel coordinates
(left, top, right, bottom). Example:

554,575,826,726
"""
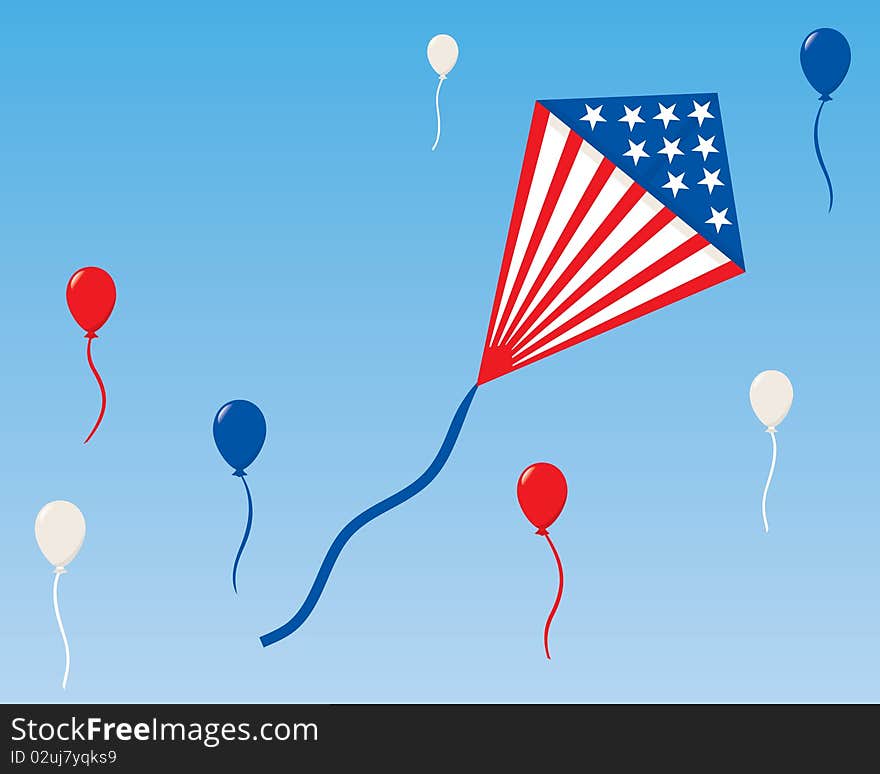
800,28,851,98
213,400,266,475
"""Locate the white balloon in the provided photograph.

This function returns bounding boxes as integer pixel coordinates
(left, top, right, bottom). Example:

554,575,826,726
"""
35,501,86,570
427,34,459,77
749,370,794,429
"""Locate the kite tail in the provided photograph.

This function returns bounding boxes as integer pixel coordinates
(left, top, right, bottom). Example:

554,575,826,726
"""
52,569,71,690
232,473,254,593
260,383,478,647
431,75,445,151
83,333,107,444
813,97,834,212
540,530,564,660
761,429,778,534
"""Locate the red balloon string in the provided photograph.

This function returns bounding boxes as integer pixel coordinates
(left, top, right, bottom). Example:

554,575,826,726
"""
83,334,106,444
541,531,564,660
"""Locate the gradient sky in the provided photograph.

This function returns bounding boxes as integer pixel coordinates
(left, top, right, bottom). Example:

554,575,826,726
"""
1,1,877,702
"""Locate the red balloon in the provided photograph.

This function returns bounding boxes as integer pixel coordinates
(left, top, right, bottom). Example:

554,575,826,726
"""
517,462,567,534
66,267,116,335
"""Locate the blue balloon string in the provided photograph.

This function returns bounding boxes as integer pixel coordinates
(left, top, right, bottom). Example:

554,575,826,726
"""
813,97,834,212
260,383,479,647
232,473,253,594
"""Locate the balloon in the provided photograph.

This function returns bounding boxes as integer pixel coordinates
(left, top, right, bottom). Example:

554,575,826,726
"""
800,29,850,212
750,371,793,534
35,501,86,570
213,400,266,592
427,34,458,77
800,28,851,98
67,267,116,443
517,462,568,534
749,370,794,430
36,501,85,690
213,400,267,475
427,34,459,151
66,267,116,335
516,462,567,659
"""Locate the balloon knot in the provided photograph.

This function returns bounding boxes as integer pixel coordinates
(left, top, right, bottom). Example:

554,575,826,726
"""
765,426,777,434
535,527,549,536
819,94,832,102
439,73,447,81
85,331,98,339
232,469,247,477
54,566,67,575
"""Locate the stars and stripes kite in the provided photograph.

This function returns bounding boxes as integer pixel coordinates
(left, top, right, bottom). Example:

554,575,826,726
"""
260,93,745,647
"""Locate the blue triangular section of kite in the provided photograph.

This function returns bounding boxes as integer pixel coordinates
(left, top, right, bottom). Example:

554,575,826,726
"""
540,93,745,270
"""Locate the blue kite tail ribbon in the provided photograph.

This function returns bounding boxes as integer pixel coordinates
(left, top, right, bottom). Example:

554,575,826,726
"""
232,469,253,594
259,383,479,647
813,95,834,212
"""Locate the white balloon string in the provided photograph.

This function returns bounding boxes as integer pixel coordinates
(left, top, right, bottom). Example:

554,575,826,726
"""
431,76,445,151
761,429,778,534
52,570,70,690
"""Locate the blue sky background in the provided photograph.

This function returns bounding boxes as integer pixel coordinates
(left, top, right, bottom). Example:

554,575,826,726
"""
1,1,877,702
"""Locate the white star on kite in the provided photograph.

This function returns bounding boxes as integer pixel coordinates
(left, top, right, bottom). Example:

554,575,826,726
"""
653,102,679,129
688,100,714,126
579,103,606,130
697,168,725,194
692,134,719,161
706,206,732,232
658,137,685,163
623,139,649,165
618,105,645,131
662,171,688,198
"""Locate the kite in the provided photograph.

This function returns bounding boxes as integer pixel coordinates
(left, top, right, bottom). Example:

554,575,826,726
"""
261,93,745,647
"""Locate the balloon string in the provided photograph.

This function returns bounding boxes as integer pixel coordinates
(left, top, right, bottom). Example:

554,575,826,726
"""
431,76,445,151
761,429,777,534
260,383,478,647
813,98,834,212
83,335,107,444
52,571,70,690
541,532,564,660
232,475,254,593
